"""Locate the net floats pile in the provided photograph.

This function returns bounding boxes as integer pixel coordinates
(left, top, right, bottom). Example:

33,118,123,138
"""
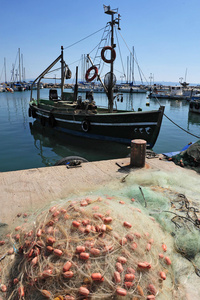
0,195,173,299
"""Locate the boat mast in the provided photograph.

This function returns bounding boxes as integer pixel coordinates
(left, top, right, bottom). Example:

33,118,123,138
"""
61,46,65,100
132,46,134,84
104,6,120,113
110,10,114,112
4,58,6,82
19,48,21,82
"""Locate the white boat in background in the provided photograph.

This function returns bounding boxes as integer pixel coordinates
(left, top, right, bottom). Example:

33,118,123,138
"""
116,84,147,93
0,84,5,92
72,82,104,93
149,84,196,100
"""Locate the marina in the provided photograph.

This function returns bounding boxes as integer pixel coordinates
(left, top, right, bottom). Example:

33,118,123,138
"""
1,3,200,300
0,87,200,172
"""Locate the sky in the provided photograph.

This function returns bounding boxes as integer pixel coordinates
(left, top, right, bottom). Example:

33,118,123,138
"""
1,0,200,85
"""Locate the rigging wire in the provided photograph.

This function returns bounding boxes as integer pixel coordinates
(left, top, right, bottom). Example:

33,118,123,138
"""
163,112,200,139
64,27,105,50
92,24,110,57
117,28,148,83
114,26,126,80
62,19,199,141
115,27,200,140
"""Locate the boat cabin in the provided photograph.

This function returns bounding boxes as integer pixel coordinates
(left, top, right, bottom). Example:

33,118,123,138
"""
49,89,58,101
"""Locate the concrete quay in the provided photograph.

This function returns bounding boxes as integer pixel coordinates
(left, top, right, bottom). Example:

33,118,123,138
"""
0,156,199,226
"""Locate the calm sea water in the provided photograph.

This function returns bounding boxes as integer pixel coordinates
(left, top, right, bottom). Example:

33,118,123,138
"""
0,88,199,172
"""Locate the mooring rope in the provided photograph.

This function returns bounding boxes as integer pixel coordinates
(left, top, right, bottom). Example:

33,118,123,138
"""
151,94,200,139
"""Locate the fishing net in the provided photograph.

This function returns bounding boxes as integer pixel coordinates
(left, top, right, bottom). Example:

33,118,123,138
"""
169,140,200,173
0,167,199,299
0,192,176,300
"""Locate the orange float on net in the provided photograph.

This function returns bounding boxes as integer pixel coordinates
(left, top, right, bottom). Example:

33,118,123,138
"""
117,256,127,264
90,248,100,256
80,252,90,260
91,273,103,281
137,262,151,269
125,273,135,281
85,66,98,82
79,286,90,296
63,271,74,279
162,243,167,252
123,221,132,228
54,249,63,257
76,245,86,253
124,281,133,288
114,271,121,283
63,261,72,272
164,256,172,265
160,271,166,280
101,46,116,63
116,287,127,296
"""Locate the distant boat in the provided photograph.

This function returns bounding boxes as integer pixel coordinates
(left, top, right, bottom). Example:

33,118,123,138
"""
116,83,147,93
0,84,5,92
11,82,25,91
149,85,193,100
28,5,164,149
189,95,200,114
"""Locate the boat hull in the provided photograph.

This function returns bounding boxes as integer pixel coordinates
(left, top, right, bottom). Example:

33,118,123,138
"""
189,100,200,114
29,103,164,148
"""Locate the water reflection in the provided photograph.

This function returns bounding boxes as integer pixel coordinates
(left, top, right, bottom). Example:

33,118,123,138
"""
188,111,200,126
29,120,130,166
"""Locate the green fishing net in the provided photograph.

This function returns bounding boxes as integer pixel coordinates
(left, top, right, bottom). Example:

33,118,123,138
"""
171,140,200,172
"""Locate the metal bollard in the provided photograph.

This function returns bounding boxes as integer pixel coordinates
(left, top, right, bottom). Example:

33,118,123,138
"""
130,139,147,167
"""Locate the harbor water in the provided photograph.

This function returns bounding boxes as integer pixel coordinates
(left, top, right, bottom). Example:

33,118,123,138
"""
0,88,199,172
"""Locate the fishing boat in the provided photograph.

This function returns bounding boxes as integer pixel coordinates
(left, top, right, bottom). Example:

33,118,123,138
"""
28,5,164,148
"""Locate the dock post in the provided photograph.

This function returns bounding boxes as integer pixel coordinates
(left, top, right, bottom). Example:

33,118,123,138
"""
130,139,147,167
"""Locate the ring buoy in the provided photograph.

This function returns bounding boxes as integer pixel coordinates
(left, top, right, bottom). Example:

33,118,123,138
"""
101,46,116,63
85,66,98,82
81,120,90,132
49,114,56,127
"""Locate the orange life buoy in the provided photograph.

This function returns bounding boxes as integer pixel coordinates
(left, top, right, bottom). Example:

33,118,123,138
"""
101,46,116,63
85,66,98,82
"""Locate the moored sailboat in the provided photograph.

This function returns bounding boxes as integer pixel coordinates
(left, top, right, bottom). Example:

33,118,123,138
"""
28,6,164,149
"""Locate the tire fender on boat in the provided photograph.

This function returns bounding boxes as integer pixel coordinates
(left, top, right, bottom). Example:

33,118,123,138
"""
101,46,116,63
49,114,56,127
81,119,90,132
189,102,193,109
195,103,200,110
28,108,32,117
32,109,37,118
85,66,98,82
41,117,46,126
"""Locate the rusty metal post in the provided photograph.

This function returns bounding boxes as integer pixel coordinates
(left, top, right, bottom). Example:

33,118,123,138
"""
130,139,147,167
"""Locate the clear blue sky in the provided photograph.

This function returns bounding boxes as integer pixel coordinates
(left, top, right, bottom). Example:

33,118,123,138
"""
1,0,200,84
